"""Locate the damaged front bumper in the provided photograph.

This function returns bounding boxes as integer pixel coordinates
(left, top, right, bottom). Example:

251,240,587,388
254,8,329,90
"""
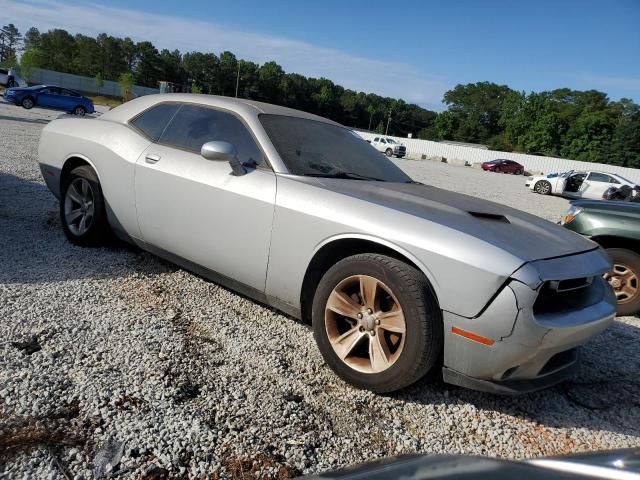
442,248,616,394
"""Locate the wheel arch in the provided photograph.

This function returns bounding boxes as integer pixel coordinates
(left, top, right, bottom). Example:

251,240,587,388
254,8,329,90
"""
591,235,640,254
300,234,440,324
60,154,102,192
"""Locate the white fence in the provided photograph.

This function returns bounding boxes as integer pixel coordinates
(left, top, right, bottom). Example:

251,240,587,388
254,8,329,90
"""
27,68,158,98
356,131,640,184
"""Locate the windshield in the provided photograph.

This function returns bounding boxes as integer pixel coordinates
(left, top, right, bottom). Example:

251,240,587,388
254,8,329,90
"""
385,138,398,144
260,114,412,182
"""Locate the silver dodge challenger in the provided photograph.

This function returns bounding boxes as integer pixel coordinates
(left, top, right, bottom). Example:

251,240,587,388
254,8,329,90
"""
38,94,616,394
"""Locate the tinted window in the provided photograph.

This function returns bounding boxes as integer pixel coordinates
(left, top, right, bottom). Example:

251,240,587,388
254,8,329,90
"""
131,103,181,142
159,105,263,165
41,87,60,95
62,89,80,97
588,172,613,182
260,114,412,182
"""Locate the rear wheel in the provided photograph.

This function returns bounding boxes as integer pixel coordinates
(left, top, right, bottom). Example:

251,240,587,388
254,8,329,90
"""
514,169,522,175
495,167,501,173
21,97,34,109
60,165,110,246
312,253,442,393
604,248,640,316
534,180,552,195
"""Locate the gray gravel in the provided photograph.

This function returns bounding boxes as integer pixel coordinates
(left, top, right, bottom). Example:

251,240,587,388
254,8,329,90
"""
1,102,639,479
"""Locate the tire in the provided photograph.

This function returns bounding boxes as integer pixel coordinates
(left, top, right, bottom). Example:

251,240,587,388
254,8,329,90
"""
73,105,86,116
385,148,393,157
312,253,443,393
495,167,501,173
604,248,640,316
21,97,34,109
534,180,552,195
60,165,110,246
514,169,522,175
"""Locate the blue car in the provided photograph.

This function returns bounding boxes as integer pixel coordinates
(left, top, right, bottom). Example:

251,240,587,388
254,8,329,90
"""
3,85,94,115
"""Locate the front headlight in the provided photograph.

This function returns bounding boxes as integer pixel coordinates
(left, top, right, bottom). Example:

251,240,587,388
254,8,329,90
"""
561,205,583,225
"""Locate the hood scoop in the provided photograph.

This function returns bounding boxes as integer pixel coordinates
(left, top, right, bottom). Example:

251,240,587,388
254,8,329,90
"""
468,211,510,224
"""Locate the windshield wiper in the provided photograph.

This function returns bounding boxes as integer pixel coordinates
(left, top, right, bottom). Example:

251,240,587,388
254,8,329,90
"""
303,171,386,181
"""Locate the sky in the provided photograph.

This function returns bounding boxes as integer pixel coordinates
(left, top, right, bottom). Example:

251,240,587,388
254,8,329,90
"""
3,0,639,110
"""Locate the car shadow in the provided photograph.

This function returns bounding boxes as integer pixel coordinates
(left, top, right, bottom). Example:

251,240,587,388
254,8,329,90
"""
393,320,640,439
0,171,153,284
0,114,51,125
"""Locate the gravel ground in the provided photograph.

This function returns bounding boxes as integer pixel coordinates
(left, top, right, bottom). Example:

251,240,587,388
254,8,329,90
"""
1,102,639,480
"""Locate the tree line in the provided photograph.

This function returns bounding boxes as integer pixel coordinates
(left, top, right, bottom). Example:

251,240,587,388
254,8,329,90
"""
2,23,639,167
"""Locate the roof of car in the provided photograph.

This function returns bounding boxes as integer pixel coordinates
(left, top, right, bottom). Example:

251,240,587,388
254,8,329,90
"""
99,93,341,126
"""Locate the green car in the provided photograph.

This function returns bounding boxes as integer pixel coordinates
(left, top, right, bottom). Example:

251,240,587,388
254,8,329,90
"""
562,199,640,316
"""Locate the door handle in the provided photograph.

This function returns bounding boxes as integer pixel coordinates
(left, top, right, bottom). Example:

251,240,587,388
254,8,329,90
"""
145,154,161,164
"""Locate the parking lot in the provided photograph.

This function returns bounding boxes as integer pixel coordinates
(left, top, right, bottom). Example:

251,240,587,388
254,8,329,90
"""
1,102,639,479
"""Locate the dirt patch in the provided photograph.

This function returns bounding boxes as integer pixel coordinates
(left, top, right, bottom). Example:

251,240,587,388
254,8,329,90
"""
221,453,300,480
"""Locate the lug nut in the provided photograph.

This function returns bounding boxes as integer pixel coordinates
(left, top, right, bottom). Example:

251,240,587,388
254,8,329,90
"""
375,319,380,325
370,331,376,336
357,313,363,319
367,308,373,314
359,326,365,332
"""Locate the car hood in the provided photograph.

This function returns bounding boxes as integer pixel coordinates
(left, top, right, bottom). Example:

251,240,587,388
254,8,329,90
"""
308,179,597,263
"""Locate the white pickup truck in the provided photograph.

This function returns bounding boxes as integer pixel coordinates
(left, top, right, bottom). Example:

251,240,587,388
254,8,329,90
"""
370,137,407,158
0,68,28,88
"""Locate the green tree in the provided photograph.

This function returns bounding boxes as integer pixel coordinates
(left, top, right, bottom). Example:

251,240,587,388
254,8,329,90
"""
119,72,134,100
0,24,22,64
95,72,104,92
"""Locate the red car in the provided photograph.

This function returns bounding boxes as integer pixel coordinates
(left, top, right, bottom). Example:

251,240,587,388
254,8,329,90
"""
481,159,524,175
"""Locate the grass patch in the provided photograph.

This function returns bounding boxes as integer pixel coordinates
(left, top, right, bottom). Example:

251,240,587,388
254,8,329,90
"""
88,95,122,108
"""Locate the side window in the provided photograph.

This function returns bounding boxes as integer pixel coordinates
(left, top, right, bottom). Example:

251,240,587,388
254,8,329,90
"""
380,139,386,144
373,137,379,142
130,103,181,141
159,104,263,165
587,172,612,183
62,89,80,97
609,176,620,184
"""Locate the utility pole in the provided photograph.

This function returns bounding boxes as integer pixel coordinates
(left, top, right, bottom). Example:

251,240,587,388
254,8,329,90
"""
385,110,392,135
235,61,241,98
368,112,373,131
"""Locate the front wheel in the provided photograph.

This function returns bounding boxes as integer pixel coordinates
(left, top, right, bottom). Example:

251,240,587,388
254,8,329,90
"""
60,165,110,246
21,97,34,109
73,105,86,116
312,253,442,393
604,248,640,316
534,180,552,195
385,148,393,157
514,169,522,175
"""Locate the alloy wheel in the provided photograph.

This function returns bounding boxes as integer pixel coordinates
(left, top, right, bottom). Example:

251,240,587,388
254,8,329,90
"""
64,178,95,236
605,264,639,304
325,275,406,373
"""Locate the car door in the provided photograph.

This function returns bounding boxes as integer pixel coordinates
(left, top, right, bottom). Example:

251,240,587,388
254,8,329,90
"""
59,88,80,111
582,172,617,199
134,103,277,292
561,172,587,197
37,87,64,109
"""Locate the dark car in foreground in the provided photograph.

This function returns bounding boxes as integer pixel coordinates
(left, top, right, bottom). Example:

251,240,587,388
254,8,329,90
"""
481,159,524,174
562,199,640,316
302,449,640,479
4,84,94,115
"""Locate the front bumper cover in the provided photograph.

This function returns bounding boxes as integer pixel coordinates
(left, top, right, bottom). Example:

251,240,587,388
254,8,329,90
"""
442,248,616,394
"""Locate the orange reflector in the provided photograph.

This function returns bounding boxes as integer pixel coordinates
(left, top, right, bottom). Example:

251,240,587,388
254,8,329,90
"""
452,326,495,346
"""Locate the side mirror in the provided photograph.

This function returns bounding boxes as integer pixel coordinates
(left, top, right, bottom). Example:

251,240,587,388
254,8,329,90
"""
201,141,246,176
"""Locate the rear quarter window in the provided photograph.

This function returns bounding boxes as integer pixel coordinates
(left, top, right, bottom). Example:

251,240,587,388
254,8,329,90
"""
130,103,181,141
